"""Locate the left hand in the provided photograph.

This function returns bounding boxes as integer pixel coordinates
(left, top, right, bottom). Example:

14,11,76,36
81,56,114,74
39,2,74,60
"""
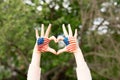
34,24,57,54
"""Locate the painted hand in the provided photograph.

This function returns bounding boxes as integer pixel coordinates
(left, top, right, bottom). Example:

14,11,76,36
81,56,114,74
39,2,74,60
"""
34,24,56,54
57,24,78,54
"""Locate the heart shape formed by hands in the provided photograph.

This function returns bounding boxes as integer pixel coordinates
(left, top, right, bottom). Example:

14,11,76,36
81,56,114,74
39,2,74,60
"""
36,24,78,55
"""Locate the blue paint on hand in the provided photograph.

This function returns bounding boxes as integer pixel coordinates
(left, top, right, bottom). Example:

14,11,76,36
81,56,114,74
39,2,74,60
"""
63,37,69,45
37,38,44,45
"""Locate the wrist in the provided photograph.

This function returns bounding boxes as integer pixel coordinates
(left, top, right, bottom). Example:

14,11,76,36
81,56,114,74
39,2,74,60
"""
74,47,81,54
74,47,85,63
33,49,40,54
31,51,41,66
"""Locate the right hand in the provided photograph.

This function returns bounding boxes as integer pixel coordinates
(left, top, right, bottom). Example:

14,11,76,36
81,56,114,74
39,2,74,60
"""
57,24,78,54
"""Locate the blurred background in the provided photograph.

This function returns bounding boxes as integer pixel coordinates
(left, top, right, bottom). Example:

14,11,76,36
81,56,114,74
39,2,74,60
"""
0,0,120,80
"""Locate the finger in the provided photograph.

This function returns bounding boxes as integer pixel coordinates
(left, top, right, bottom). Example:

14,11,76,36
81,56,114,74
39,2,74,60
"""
49,36,57,43
47,47,57,55
57,36,64,42
57,47,66,55
68,24,73,36
41,24,44,37
35,29,39,39
45,24,52,37
62,24,68,37
74,29,78,38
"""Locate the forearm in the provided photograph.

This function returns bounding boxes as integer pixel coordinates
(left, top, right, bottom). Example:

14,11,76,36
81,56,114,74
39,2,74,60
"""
31,50,41,66
27,45,41,80
74,48,85,65
74,48,92,80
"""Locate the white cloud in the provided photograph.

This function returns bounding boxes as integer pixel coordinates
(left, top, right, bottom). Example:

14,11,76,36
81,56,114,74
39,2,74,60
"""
97,25,108,35
102,21,109,25
37,6,42,11
57,35,66,48
101,2,112,8
39,0,44,5
116,17,119,21
100,7,107,13
55,4,60,10
49,2,55,8
68,7,72,13
3,0,7,2
23,0,35,6
93,17,104,25
62,0,70,8
114,2,117,6
79,25,83,29
45,0,52,4
58,41,65,48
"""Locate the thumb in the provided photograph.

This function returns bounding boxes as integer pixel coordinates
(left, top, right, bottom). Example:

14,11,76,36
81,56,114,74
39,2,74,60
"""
47,47,57,55
57,47,66,55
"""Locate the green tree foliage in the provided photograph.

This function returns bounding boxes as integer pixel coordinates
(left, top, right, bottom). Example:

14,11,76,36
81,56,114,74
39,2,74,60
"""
0,0,120,80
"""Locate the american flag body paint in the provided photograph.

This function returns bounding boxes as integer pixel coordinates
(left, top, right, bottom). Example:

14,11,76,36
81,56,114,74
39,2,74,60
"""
37,38,50,52
63,37,77,53
63,37,69,45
